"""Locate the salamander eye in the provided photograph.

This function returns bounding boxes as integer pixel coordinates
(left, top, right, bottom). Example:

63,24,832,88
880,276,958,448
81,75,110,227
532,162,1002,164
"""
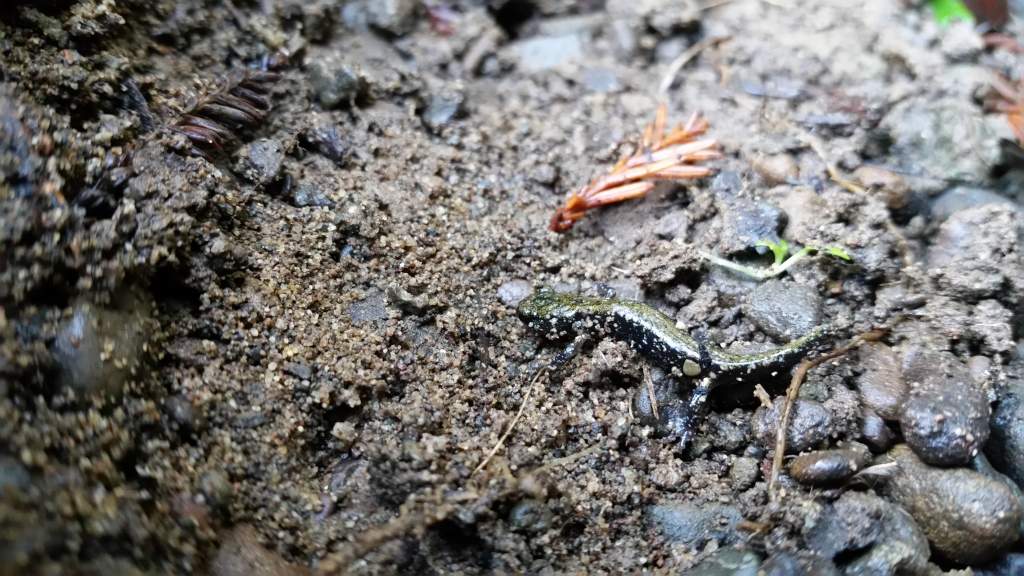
682,359,701,377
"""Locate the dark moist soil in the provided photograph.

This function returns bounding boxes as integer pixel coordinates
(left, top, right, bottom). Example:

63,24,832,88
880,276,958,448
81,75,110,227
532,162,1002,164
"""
3,0,1024,574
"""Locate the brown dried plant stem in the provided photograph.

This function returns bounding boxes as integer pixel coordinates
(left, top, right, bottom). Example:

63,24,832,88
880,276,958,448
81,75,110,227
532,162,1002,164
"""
767,328,886,503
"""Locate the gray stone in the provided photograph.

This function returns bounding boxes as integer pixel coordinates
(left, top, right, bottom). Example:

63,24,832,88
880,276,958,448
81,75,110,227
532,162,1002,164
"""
348,291,388,325
645,501,742,548
987,377,1024,489
688,547,762,576
744,279,823,341
507,499,552,533
898,351,989,466
752,400,832,454
234,139,284,186
880,444,1022,565
290,181,334,208
421,90,465,133
581,68,621,93
363,0,417,36
510,35,583,73
717,200,785,255
859,409,895,453
307,56,363,109
51,293,151,397
882,97,1000,182
855,342,906,421
931,186,1015,223
729,456,760,491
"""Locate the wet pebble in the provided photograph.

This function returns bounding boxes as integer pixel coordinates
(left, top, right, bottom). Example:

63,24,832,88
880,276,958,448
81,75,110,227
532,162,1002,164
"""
0,455,30,494
853,165,912,213
420,89,465,133
855,342,906,421
881,444,1023,565
803,491,930,574
987,377,1024,489
283,362,312,380
289,181,334,208
688,547,761,576
299,123,350,165
645,501,742,548
752,399,832,453
930,185,1015,223
510,34,583,73
51,294,151,397
211,525,311,576
743,279,822,342
928,205,1021,300
165,395,206,436
508,499,552,533
307,55,364,109
898,351,989,466
729,456,760,491
859,409,895,453
497,280,532,308
788,443,870,486
234,139,284,187
716,199,785,255
752,154,797,186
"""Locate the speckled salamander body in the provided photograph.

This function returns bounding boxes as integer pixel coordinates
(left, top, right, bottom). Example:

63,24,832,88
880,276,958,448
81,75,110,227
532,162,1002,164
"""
517,289,831,383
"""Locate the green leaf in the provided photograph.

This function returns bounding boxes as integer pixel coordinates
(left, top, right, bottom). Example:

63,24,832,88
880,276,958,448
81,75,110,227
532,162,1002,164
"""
755,239,789,266
824,246,853,261
929,0,974,24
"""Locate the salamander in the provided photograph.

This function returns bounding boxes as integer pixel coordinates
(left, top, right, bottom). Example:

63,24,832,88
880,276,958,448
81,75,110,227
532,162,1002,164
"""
517,288,832,446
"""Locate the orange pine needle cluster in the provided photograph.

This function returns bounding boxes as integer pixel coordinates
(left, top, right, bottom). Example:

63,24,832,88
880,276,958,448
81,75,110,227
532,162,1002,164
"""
549,103,720,233
987,74,1024,145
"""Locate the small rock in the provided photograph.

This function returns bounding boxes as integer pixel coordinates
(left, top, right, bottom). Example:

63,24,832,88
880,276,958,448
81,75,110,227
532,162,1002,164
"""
928,203,1022,301
987,377,1024,489
752,154,798,186
752,400,832,454
743,279,823,341
0,455,30,494
883,97,1000,182
198,470,233,511
853,164,912,212
497,280,532,308
837,494,931,575
300,123,351,165
51,293,152,397
307,55,364,109
531,163,558,186
234,139,284,186
880,444,1023,565
348,291,388,325
645,501,742,548
939,20,984,61
363,0,417,36
789,443,870,486
729,456,760,491
688,547,762,576
509,34,584,73
581,68,621,93
716,199,786,255
211,525,311,576
898,351,989,466
508,499,553,533
855,342,906,421
420,89,465,133
283,362,312,380
859,409,895,453
290,181,334,208
165,395,206,436
930,186,1015,223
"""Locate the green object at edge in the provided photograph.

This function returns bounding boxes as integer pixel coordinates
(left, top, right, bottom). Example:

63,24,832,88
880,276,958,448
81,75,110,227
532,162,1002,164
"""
929,0,975,24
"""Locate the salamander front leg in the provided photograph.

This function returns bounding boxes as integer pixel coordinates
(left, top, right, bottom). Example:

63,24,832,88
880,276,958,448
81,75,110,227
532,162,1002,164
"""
668,376,713,450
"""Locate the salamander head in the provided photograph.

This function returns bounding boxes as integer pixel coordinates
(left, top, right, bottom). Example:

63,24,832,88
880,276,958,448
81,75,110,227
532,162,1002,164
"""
516,287,583,337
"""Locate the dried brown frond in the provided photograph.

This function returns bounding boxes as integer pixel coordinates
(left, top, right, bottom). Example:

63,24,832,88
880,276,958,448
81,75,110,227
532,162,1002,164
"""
549,103,719,233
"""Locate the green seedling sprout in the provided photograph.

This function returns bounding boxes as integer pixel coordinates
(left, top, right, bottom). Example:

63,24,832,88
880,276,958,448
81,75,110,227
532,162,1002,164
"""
700,239,851,281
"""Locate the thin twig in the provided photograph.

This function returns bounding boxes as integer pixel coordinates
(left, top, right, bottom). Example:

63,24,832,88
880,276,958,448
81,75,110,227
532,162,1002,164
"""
642,364,660,420
471,367,546,477
767,328,887,503
658,36,731,98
